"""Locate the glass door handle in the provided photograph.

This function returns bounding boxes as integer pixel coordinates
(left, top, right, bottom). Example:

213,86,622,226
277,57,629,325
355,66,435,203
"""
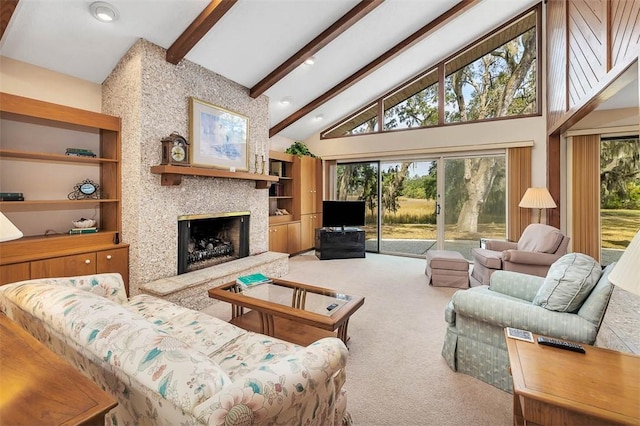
436,203,441,215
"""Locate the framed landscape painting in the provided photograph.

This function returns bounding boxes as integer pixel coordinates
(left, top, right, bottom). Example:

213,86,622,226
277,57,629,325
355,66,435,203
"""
190,97,249,171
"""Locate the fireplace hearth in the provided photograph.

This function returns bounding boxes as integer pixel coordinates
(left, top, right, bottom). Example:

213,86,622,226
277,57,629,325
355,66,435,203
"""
177,212,250,275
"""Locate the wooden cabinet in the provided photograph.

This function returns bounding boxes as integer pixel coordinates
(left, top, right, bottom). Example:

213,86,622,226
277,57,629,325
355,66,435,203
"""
298,156,322,215
0,93,129,293
269,224,288,252
301,213,322,251
0,263,30,286
1,246,129,293
267,151,322,255
31,253,97,279
268,223,301,254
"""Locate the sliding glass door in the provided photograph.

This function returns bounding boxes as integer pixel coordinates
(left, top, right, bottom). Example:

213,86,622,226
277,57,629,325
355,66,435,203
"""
336,154,506,260
442,156,506,260
336,162,379,252
378,160,438,256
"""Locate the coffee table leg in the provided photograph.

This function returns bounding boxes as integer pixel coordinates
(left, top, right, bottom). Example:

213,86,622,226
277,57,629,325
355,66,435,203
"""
337,319,350,345
259,312,275,337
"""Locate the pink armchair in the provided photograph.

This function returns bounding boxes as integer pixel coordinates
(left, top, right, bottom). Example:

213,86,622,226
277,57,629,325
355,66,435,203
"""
470,224,570,285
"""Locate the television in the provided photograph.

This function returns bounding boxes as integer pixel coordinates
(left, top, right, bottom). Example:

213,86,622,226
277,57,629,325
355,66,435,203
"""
322,200,366,231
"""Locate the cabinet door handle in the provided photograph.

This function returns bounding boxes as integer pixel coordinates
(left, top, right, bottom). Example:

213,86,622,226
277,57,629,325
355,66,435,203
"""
106,255,112,260
85,259,91,264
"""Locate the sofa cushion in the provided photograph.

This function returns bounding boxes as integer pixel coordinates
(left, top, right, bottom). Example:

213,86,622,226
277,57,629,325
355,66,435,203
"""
578,262,615,325
473,248,502,269
517,224,564,253
124,294,245,357
533,253,602,312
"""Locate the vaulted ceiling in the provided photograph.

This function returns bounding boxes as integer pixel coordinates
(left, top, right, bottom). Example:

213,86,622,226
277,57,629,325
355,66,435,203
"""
1,0,545,141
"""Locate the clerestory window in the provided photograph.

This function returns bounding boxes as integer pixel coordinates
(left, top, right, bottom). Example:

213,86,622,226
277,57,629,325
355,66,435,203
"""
321,5,539,139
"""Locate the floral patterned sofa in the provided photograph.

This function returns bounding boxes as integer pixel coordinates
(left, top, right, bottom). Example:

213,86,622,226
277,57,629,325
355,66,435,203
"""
0,273,351,425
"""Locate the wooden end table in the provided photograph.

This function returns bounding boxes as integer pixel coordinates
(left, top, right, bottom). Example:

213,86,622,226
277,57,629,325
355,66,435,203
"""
505,329,640,425
208,278,364,346
0,314,117,425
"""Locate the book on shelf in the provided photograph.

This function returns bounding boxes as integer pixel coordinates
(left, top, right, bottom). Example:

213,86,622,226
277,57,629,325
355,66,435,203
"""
236,273,271,287
69,227,99,234
0,193,24,201
65,148,96,157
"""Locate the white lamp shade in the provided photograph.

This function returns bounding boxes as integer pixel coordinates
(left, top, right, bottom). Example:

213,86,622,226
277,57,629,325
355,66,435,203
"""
518,187,557,209
0,212,23,242
609,230,640,296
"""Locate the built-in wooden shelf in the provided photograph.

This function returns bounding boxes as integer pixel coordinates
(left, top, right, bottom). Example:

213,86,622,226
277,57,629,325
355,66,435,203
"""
150,164,279,188
0,149,117,164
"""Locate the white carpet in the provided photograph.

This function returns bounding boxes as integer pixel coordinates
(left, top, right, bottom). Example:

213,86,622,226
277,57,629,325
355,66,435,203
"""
203,251,512,426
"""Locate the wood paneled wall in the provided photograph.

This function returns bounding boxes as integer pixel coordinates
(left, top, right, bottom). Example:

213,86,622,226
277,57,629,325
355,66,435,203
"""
547,0,639,133
546,0,639,230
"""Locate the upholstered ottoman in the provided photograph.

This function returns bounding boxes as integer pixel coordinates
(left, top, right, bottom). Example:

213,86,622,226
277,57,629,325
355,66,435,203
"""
425,250,470,288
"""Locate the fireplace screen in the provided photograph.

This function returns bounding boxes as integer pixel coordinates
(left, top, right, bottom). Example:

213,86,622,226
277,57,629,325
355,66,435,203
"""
177,212,250,275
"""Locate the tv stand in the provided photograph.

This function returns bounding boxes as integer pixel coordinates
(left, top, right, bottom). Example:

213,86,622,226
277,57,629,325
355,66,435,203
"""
315,228,365,260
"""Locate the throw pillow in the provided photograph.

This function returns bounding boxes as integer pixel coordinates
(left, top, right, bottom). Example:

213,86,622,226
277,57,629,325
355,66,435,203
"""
517,223,564,253
533,253,602,312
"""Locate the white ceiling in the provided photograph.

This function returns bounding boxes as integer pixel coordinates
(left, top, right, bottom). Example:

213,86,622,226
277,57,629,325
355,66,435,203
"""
0,0,592,141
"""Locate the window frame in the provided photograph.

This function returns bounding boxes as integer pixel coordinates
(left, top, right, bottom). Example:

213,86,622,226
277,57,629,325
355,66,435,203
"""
321,3,542,140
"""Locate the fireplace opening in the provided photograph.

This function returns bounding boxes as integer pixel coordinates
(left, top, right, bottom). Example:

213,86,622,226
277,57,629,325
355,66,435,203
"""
177,212,250,275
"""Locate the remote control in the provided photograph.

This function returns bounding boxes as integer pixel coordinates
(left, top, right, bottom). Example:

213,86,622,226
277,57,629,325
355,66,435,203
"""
327,303,339,311
537,336,585,353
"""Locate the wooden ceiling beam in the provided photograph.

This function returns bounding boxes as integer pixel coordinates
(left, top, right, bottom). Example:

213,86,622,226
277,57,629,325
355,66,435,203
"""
250,0,385,99
269,0,481,137
0,0,19,41
166,0,237,65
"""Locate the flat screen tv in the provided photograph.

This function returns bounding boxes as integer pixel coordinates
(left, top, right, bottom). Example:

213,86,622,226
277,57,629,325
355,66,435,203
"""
322,200,365,230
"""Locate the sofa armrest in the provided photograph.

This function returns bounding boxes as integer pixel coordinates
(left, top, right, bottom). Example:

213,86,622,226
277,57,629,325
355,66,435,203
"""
451,288,599,343
485,240,517,251
489,270,544,302
502,250,563,266
194,337,349,425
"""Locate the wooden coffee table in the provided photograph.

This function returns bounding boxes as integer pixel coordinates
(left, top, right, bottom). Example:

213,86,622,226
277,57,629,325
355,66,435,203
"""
208,278,364,346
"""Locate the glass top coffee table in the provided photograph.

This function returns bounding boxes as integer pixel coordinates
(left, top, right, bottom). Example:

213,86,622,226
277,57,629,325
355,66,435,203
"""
208,278,365,346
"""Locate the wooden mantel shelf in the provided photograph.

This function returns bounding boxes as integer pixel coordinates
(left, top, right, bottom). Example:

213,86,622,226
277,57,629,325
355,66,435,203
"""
150,164,279,188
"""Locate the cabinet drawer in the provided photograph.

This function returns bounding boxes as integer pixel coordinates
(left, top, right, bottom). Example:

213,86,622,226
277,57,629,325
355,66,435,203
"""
31,253,97,279
96,247,129,294
0,263,30,286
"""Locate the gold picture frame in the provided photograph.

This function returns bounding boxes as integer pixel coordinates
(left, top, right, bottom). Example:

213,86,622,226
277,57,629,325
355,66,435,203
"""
189,97,249,171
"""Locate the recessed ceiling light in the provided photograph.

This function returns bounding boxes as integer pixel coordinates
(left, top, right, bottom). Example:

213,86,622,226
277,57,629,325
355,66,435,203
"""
280,97,292,105
314,114,324,121
304,56,316,65
90,1,119,22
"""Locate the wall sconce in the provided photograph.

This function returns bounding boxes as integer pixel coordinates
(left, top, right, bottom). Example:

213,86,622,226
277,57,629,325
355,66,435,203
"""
519,187,557,223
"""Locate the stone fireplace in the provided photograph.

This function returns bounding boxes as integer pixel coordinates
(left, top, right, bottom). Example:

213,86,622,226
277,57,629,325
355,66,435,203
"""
102,39,289,302
177,212,250,275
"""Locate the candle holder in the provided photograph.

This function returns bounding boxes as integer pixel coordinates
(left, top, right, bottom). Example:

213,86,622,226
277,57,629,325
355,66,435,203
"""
254,154,260,174
262,155,268,175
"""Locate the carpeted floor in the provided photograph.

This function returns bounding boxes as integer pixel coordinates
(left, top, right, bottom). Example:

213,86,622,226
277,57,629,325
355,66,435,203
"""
203,251,512,426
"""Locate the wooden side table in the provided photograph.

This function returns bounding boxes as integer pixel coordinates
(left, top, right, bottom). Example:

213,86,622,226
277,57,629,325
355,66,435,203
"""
0,314,117,425
505,329,640,425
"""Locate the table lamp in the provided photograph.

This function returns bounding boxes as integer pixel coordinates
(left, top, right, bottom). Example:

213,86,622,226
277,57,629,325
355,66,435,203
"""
0,212,23,242
519,187,557,223
608,230,640,296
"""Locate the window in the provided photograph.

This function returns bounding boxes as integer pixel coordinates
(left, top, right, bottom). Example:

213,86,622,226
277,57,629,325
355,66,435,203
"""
444,11,537,123
321,5,540,139
383,69,438,130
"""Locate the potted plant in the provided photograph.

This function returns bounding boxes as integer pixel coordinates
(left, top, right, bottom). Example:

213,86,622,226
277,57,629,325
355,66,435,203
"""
285,141,317,158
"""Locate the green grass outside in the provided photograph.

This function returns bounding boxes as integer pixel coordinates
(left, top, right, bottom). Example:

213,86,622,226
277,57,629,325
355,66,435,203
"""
363,198,639,249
